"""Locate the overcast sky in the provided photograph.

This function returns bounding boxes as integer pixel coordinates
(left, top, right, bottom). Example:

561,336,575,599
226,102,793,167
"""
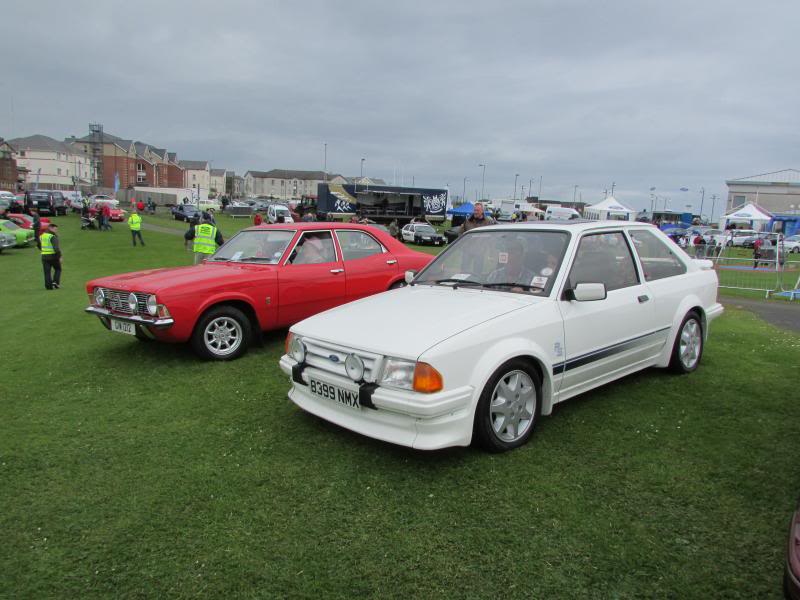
2,0,798,216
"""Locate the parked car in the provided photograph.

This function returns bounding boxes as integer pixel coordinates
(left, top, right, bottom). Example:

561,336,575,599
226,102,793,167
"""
0,219,35,246
280,221,723,452
171,204,202,222
88,194,117,206
90,201,126,222
727,229,758,247
0,196,11,217
401,223,446,246
786,496,800,600
0,231,16,252
25,191,66,216
198,199,221,212
6,213,51,234
783,235,800,254
267,203,294,224
84,223,435,360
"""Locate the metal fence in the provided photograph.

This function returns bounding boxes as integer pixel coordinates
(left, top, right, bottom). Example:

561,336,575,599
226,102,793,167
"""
708,246,800,299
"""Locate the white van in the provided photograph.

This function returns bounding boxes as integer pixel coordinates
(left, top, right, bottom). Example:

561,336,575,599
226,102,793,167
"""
267,204,294,223
544,206,581,220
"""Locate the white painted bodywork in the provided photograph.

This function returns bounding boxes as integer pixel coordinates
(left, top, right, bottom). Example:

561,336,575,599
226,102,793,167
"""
280,221,723,450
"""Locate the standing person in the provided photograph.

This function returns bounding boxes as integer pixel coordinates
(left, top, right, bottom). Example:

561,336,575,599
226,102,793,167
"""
389,219,399,240
752,236,763,269
31,209,41,248
39,223,62,290
137,199,145,213
459,202,495,236
253,212,263,226
101,202,112,230
185,215,224,264
128,209,144,247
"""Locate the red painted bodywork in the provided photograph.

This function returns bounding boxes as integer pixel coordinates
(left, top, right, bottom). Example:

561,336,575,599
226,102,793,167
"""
85,223,435,343
89,202,126,222
6,213,51,233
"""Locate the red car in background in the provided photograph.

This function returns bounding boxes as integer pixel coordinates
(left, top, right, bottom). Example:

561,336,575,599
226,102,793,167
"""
85,223,435,360
89,201,126,222
6,213,52,233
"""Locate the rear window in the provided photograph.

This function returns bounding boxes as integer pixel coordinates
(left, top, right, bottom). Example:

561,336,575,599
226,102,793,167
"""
628,229,687,281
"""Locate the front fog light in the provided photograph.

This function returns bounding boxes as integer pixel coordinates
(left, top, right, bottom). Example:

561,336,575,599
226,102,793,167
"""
345,353,365,382
146,295,158,316
127,293,138,312
290,336,306,363
93,287,105,307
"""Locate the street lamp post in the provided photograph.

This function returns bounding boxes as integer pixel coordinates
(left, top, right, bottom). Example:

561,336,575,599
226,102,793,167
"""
710,194,718,223
528,178,533,201
462,177,468,203
572,185,578,206
323,142,327,182
699,187,705,220
478,163,486,202
514,174,519,200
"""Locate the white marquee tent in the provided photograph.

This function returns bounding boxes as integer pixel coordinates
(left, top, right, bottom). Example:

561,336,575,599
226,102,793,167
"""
719,203,772,231
583,196,636,221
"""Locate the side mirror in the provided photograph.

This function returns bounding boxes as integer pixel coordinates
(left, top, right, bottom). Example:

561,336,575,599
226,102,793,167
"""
404,270,417,284
570,282,607,302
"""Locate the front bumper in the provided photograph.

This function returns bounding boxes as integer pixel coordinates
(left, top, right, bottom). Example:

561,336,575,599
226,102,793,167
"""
279,355,476,450
85,305,174,328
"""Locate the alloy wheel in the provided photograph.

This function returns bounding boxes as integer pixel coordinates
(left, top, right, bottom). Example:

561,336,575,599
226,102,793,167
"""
679,319,702,370
489,370,537,443
204,317,243,357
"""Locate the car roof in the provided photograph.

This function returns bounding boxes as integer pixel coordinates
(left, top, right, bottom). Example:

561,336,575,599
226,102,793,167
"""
244,222,391,233
477,219,658,234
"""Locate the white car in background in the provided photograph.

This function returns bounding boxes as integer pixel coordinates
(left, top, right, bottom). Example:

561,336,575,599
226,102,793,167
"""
89,194,118,206
280,221,722,452
267,203,294,223
783,235,800,253
728,229,758,247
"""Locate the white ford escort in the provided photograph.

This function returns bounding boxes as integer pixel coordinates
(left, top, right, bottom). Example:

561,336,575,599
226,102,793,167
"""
279,221,723,452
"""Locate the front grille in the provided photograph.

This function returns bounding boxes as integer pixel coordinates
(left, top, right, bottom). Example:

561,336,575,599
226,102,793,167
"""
100,288,149,315
302,337,382,383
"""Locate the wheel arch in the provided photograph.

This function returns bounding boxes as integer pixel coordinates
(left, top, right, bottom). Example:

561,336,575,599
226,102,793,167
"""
656,300,707,368
192,297,261,340
464,341,556,418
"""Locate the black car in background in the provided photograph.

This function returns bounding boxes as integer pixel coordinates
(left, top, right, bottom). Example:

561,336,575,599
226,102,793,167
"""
171,204,202,222
26,191,67,216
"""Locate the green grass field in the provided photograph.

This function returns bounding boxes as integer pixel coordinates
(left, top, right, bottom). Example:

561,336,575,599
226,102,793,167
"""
2,214,799,598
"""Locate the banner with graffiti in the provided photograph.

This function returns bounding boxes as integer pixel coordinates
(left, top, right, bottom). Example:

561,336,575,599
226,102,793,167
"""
317,183,449,218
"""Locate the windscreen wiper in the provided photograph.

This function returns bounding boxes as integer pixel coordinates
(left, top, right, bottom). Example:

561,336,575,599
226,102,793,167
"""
237,256,275,262
482,282,539,291
432,278,484,289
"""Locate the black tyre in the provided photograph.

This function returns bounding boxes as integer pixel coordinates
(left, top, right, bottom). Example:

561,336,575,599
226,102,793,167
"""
191,305,252,361
473,359,541,452
669,311,704,374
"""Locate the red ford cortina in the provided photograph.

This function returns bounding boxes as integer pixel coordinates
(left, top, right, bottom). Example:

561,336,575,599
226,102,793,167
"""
85,223,434,360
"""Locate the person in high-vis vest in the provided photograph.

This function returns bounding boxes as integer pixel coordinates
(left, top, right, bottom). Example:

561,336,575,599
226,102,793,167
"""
184,215,224,264
128,209,144,247
40,223,62,290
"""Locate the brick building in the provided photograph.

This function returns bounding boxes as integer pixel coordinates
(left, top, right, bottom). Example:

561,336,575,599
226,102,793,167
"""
66,131,186,190
0,139,21,192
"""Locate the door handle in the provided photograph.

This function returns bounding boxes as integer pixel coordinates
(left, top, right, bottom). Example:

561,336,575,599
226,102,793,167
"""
386,259,397,265
330,268,344,274
637,295,649,303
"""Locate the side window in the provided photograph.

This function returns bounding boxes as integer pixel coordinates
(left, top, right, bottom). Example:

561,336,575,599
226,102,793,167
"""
336,231,383,261
288,231,337,265
628,229,687,281
567,232,639,292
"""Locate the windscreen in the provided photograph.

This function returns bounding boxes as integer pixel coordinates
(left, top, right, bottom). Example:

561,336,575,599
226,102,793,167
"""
210,230,295,263
415,230,570,296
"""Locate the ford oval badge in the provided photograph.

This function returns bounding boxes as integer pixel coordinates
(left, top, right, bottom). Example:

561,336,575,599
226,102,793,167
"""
329,354,340,363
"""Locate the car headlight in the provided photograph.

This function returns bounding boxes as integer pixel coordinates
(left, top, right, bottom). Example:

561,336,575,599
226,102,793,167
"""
93,287,105,307
345,353,365,382
127,292,138,312
290,336,306,363
379,357,416,390
146,294,158,316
